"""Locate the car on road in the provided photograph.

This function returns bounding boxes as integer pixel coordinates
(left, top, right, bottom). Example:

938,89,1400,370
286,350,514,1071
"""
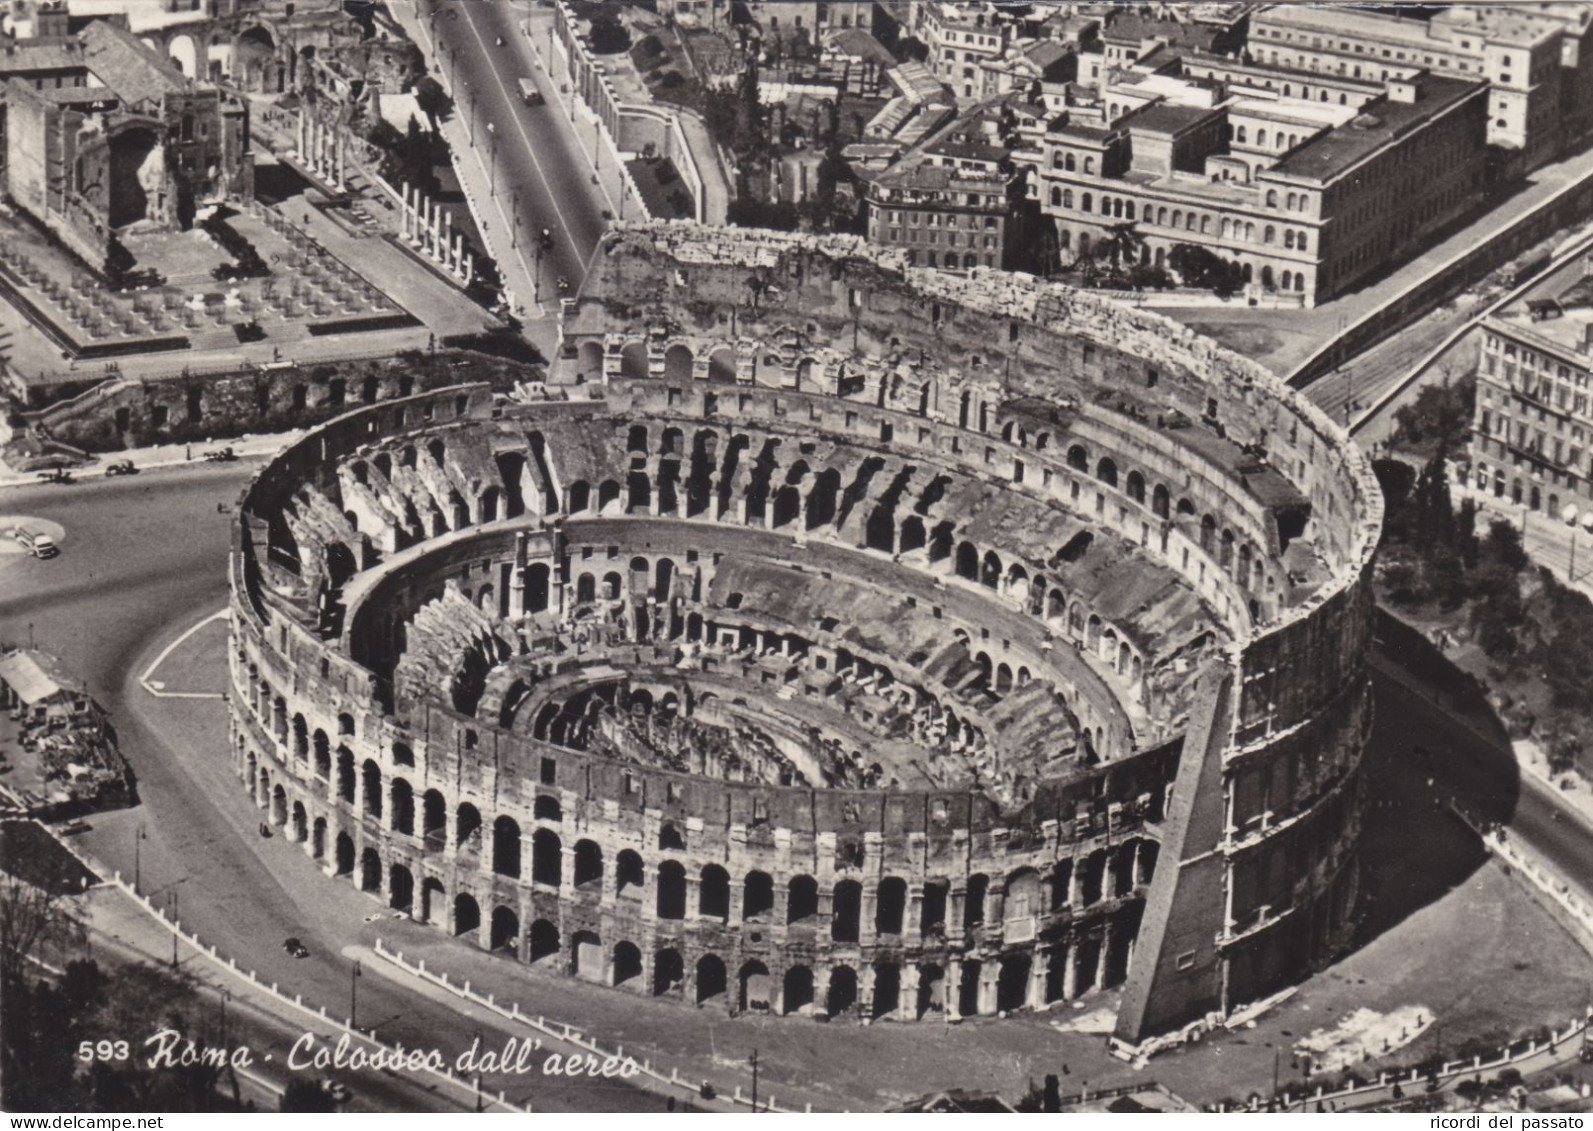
282,937,310,959
14,527,58,559
36,466,73,484
322,1079,352,1103
104,460,138,477
59,820,91,836
203,447,237,463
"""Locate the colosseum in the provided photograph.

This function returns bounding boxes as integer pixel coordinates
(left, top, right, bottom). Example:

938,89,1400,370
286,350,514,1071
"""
228,223,1381,1047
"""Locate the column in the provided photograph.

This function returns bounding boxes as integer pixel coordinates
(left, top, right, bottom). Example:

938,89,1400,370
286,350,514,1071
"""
1027,946,1049,1010
899,965,922,1022
511,533,528,614
945,958,963,1021
1096,923,1112,990
977,963,1000,1016
639,862,658,922
1062,943,1079,1001
813,966,832,1019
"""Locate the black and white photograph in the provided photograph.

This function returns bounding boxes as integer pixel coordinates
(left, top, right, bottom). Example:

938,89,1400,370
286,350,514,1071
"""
4,0,1593,1120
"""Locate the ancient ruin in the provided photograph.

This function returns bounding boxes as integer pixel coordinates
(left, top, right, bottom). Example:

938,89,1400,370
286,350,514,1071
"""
229,223,1380,1043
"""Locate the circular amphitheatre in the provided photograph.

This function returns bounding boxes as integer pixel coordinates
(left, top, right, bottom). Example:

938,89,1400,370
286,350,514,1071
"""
229,224,1380,1044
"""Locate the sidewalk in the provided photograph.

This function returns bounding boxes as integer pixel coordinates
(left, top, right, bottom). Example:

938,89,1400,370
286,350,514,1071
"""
0,429,293,487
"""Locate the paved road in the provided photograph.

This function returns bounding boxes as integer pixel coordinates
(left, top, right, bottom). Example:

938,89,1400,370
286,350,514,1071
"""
422,0,610,307
0,467,662,1112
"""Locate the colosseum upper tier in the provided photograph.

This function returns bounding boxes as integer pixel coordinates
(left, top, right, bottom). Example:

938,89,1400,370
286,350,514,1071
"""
229,223,1381,1044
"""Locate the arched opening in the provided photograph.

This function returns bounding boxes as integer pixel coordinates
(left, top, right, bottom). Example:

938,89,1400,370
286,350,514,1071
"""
700,864,731,921
457,802,482,847
573,839,603,889
360,847,382,892
831,880,861,942
490,906,520,954
336,832,355,876
743,871,775,921
695,955,728,1005
571,930,603,981
530,919,560,964
782,966,814,1014
826,965,858,1016
613,941,644,988
788,875,819,923
389,863,414,912
653,948,684,996
454,893,481,937
657,860,687,919
532,828,562,886
492,816,522,878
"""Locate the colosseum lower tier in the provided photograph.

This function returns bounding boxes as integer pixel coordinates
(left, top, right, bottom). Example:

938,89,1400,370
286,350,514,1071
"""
228,224,1381,1047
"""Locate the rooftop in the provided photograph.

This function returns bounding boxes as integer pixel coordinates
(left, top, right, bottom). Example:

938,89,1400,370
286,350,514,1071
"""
1258,3,1562,50
1266,74,1482,183
1128,102,1219,136
0,649,84,706
1488,262,1593,359
79,19,190,105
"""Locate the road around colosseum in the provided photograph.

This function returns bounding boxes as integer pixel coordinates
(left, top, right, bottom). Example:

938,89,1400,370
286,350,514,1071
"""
5,460,1593,1109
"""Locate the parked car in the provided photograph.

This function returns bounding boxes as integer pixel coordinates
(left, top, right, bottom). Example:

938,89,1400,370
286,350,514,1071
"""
59,820,91,836
104,460,138,477
13,527,58,559
203,447,237,463
282,936,310,958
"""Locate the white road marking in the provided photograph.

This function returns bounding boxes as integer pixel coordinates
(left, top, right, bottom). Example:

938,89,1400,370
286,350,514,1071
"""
141,608,229,699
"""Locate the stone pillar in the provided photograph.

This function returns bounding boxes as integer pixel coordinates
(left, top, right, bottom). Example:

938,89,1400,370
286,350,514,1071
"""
1069,858,1085,908
945,958,963,1021
1096,923,1112,990
859,963,877,1020
511,532,528,614
639,862,657,922
1028,947,1049,1009
727,874,744,924
977,963,1000,1016
1063,943,1079,1001
899,964,922,1021
685,873,701,920
813,966,832,1019
600,856,618,907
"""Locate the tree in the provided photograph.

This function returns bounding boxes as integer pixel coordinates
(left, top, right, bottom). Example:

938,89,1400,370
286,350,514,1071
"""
588,17,632,55
1168,243,1243,297
1482,519,1529,572
413,75,452,124
1391,371,1475,456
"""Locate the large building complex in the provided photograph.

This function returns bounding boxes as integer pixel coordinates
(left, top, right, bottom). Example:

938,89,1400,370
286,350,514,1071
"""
1249,3,1593,173
228,224,1380,1045
1470,253,1593,517
1036,69,1489,305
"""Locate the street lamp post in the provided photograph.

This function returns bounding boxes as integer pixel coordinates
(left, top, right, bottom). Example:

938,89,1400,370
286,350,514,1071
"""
350,959,362,1030
169,890,179,969
490,135,499,198
510,189,521,249
133,824,145,893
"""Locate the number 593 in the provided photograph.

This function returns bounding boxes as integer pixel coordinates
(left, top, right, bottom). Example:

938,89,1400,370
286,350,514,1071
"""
78,1040,130,1062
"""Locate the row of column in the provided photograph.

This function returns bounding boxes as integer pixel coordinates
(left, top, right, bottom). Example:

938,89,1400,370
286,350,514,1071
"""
296,109,347,188
398,181,475,286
